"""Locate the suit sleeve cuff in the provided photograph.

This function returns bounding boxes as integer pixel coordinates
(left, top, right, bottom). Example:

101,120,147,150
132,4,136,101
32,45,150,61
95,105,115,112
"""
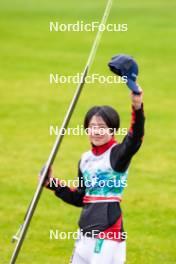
46,178,62,192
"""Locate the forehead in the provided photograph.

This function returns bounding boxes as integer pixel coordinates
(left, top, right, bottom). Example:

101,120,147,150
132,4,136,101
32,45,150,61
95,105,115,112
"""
89,115,107,126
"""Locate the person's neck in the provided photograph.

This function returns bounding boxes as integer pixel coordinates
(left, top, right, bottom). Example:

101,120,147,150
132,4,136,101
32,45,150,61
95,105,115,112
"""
91,137,117,156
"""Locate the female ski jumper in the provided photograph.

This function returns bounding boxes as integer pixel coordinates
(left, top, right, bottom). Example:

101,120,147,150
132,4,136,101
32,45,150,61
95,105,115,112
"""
46,103,145,264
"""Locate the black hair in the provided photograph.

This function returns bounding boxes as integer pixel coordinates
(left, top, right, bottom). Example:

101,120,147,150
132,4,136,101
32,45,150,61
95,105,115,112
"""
84,105,120,133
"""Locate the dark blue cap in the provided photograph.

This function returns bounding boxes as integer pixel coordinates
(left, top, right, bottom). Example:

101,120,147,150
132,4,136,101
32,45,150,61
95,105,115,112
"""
108,54,140,94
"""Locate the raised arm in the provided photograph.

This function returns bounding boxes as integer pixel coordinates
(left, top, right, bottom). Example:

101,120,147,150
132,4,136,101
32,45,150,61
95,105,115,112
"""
110,90,145,172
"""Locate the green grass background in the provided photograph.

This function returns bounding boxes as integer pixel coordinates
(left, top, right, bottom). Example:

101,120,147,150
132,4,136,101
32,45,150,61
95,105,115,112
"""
0,0,176,263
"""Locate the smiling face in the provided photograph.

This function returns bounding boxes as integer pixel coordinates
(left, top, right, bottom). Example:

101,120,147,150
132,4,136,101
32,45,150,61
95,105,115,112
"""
87,115,113,146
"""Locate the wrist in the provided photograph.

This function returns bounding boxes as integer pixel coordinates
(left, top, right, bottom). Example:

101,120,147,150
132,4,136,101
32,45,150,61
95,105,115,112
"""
132,103,142,110
46,177,60,191
132,102,144,111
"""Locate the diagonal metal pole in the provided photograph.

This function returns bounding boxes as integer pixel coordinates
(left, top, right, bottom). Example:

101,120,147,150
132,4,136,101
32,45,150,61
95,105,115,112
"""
9,0,113,263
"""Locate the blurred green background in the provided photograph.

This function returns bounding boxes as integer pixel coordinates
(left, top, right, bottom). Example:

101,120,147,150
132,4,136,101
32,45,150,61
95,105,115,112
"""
0,0,176,263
